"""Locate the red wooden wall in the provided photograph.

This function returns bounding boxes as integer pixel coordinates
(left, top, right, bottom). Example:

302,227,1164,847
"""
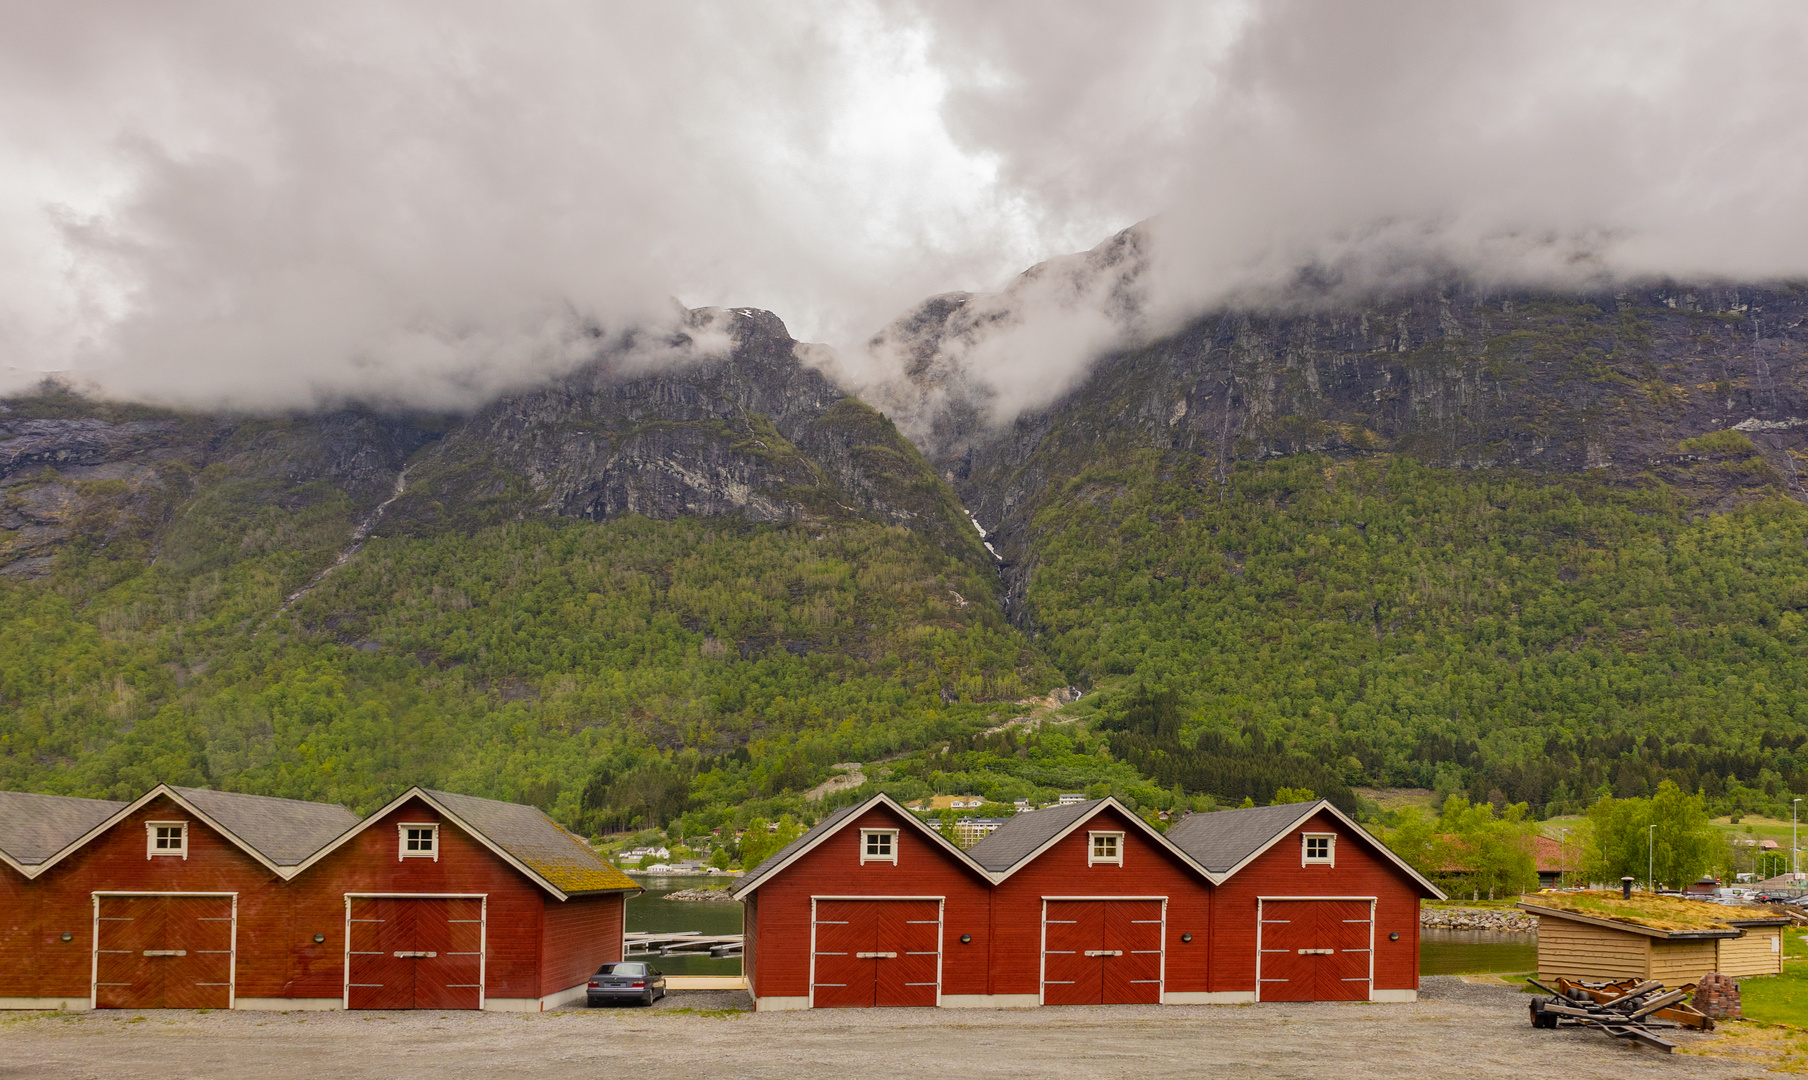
745,804,992,1000
538,893,623,997
986,805,1212,998
0,794,289,1001
1206,809,1422,994
1,864,36,998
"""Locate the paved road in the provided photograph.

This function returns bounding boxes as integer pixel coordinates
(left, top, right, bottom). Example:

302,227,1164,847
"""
0,979,1764,1079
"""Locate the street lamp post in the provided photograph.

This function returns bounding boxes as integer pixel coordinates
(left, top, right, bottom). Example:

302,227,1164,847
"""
1648,823,1657,891
1795,798,1802,880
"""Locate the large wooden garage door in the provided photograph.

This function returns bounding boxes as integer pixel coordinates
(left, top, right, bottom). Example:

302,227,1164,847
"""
1257,899,1372,1002
347,897,485,1010
811,899,941,1007
94,895,234,1009
1042,900,1164,1005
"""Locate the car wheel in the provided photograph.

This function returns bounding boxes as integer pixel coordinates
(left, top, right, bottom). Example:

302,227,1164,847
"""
643,990,654,1006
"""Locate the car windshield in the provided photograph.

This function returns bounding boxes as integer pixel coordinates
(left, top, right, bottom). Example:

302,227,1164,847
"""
597,963,647,976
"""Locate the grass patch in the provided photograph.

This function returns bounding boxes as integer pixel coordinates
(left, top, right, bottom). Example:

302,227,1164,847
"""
1678,429,1757,454
653,1007,747,1018
1744,963,1808,1027
1687,1021,1808,1073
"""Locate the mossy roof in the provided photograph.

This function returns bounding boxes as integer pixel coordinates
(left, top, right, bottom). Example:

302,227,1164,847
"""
1520,891,1789,934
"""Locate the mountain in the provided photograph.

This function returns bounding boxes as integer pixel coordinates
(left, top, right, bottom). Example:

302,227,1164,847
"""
0,312,1053,829
7,247,1808,832
869,261,1808,812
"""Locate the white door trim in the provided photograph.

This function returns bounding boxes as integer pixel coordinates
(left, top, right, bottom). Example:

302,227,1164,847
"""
807,895,945,1008
342,892,488,1010
1038,896,1168,1006
1254,896,1377,1003
90,891,238,1010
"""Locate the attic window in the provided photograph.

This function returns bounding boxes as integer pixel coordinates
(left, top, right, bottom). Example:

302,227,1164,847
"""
399,823,439,861
860,829,898,865
1089,831,1124,866
146,821,187,859
1303,833,1335,866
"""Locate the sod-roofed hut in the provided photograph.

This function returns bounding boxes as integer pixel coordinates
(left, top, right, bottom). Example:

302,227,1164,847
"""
1520,892,1791,987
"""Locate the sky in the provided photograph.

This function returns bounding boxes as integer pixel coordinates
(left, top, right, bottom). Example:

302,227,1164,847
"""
4,1,1808,414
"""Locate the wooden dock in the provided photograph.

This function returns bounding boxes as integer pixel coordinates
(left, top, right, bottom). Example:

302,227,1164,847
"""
624,931,744,957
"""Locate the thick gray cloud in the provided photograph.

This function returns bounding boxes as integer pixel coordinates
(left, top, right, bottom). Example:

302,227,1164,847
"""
0,1,1060,407
5,2,1808,414
860,0,1808,426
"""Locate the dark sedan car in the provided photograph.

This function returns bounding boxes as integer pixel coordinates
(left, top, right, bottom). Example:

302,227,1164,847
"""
587,961,667,1006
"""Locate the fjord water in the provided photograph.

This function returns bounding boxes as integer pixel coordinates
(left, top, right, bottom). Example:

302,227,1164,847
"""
1418,929,1538,975
624,874,744,975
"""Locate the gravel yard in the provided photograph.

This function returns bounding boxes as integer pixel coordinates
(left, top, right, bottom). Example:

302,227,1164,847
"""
0,978,1764,1080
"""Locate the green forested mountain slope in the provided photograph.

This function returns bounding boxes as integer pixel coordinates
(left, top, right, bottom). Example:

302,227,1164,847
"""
1022,448,1808,813
0,315,1055,831
9,282,1808,835
0,513,1048,828
917,281,1808,818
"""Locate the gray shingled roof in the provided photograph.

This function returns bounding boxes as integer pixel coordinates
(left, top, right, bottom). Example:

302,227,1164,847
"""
1164,800,1319,873
0,791,127,865
425,790,638,894
964,799,1107,873
730,801,865,897
173,787,361,866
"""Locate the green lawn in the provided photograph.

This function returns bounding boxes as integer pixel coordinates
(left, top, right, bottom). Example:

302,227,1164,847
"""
1741,964,1808,1027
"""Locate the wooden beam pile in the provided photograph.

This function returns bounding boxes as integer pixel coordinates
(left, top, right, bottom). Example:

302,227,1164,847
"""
1525,976,1715,1054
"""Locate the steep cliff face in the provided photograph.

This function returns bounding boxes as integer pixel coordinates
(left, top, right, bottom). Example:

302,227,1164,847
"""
0,391,440,576
387,307,981,561
0,307,984,577
880,279,1808,621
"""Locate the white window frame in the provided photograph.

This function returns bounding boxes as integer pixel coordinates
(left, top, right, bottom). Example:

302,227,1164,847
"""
859,829,899,865
1088,831,1125,867
398,823,440,861
145,821,188,859
1302,832,1336,866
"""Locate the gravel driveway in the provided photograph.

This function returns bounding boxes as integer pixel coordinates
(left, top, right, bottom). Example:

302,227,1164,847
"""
0,978,1765,1080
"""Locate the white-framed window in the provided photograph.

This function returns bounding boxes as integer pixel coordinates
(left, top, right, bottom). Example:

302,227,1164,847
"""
1088,831,1124,866
146,821,187,859
1302,832,1336,866
399,823,439,861
860,829,899,865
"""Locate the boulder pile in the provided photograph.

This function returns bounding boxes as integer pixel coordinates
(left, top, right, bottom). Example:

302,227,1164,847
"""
1420,906,1537,932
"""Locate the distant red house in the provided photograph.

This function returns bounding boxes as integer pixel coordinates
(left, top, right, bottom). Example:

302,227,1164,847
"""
0,784,638,1011
1433,832,1579,890
731,794,1442,1010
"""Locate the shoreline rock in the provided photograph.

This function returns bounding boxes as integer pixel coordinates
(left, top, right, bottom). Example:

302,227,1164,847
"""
1421,907,1537,933
665,887,738,902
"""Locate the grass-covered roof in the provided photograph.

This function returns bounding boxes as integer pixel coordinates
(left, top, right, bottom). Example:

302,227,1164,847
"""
1521,890,1786,932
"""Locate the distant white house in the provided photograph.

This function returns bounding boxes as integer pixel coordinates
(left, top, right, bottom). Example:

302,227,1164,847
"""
619,845,670,863
952,817,1011,845
1056,794,1085,806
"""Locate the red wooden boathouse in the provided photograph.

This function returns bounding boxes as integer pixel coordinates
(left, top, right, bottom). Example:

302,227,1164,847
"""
965,798,1216,1006
732,794,1443,1010
729,794,993,1010
1166,799,1442,1003
0,784,638,1012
